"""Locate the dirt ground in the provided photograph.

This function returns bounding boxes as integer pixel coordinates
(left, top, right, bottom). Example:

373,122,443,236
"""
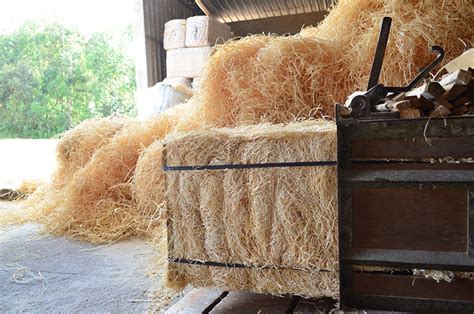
0,201,156,312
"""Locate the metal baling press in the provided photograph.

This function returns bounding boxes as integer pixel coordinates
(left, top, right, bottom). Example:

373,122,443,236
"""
336,16,445,121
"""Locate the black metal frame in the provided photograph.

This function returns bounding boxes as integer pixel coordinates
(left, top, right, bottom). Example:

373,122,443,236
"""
337,115,474,312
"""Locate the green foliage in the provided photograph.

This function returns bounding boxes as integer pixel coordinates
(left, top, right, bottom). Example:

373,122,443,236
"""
0,22,136,138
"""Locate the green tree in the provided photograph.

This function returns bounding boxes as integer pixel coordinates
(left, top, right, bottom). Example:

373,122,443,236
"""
0,21,136,138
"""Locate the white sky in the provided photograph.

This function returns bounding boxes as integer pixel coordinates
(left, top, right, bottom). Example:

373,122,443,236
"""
0,0,135,35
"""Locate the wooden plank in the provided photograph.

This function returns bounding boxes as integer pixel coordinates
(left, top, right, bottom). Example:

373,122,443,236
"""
436,98,453,110
442,83,467,101
451,105,469,116
452,96,469,108
350,116,474,140
293,297,337,313
352,188,468,252
350,249,474,269
440,69,473,86
399,107,421,119
210,291,296,313
166,288,225,314
469,191,474,257
464,80,474,101
443,48,474,73
353,273,474,302
416,93,436,111
351,136,474,159
351,163,474,171
429,104,451,117
346,170,474,183
425,81,445,99
405,95,421,109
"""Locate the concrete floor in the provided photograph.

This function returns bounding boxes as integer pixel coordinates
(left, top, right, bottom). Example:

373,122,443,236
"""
0,139,57,189
0,201,155,312
0,139,175,312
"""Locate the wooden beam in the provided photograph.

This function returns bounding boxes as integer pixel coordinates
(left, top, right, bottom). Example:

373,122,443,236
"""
165,288,225,314
294,297,337,313
210,291,296,313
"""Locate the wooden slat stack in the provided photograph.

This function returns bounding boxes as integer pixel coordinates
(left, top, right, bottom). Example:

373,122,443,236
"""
375,68,474,119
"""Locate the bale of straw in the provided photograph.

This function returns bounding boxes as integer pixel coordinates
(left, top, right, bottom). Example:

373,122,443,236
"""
198,0,473,126
162,120,338,297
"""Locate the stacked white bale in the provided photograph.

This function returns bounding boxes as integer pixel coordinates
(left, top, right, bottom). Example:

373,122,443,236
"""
166,46,211,78
185,16,231,47
164,16,231,80
163,19,187,50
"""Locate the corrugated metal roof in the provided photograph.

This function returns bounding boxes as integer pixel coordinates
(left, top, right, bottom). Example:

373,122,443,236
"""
196,0,335,23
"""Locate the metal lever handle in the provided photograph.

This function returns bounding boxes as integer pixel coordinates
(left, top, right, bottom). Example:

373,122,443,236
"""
386,46,445,93
367,16,392,90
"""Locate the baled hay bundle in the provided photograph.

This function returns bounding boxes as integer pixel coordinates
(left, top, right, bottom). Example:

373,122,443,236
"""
162,120,338,297
198,0,473,126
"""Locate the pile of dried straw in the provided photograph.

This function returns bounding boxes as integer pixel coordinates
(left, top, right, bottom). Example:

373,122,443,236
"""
162,120,338,297
22,103,195,243
19,100,203,243
19,0,473,248
198,0,473,126
9,1,471,307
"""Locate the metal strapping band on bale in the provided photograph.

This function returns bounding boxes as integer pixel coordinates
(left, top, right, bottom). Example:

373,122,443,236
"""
163,160,337,172
169,257,331,272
